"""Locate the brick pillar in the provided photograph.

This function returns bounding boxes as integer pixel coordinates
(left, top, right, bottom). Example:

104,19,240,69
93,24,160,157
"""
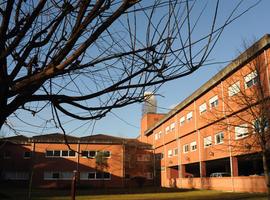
231,156,239,176
180,164,186,178
200,161,206,177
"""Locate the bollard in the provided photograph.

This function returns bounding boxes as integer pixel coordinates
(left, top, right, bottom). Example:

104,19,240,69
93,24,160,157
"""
71,170,78,200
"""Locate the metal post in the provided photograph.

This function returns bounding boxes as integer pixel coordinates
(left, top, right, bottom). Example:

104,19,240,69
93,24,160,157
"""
71,170,78,200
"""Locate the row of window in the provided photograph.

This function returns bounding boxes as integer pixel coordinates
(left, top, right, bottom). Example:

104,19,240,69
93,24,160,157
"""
44,171,111,180
45,150,111,158
5,171,112,180
81,150,111,158
2,151,32,159
2,171,154,181
154,71,259,141
165,125,254,157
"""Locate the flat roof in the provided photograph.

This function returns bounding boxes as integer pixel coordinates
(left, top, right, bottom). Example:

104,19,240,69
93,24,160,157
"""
144,34,270,136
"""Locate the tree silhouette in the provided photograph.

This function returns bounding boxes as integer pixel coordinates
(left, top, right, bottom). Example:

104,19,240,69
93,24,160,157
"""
0,0,261,134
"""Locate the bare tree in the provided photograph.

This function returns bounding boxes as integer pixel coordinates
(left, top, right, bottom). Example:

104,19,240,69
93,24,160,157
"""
0,0,261,134
208,41,270,197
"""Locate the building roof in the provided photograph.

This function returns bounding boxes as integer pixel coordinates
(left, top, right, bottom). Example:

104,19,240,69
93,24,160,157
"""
32,133,79,143
144,34,270,136
0,135,29,144
1,133,151,148
80,134,126,144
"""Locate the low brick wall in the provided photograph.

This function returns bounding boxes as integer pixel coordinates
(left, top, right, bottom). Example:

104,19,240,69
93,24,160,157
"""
163,176,266,193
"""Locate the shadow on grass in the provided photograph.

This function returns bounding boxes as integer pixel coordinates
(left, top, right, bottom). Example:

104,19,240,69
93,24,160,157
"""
0,186,267,200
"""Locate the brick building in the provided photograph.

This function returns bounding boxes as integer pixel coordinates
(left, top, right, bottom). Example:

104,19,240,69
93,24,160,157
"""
0,133,156,188
139,34,270,192
1,34,270,193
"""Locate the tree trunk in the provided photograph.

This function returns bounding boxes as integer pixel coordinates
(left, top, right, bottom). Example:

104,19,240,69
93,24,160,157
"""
262,151,270,200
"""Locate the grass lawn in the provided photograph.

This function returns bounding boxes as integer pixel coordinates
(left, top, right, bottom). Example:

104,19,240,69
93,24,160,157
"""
0,187,267,200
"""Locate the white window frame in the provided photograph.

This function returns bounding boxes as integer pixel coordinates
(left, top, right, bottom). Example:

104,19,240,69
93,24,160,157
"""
180,116,185,126
228,81,240,97
165,126,170,134
215,132,224,144
168,149,173,157
209,95,218,109
158,131,162,139
183,144,189,153
244,71,258,88
186,112,193,122
173,148,178,156
235,124,249,139
204,136,212,148
170,122,175,131
190,141,197,151
154,133,158,140
199,103,207,115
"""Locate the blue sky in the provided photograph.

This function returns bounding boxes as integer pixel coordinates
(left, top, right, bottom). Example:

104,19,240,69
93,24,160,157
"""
90,0,270,139
3,0,270,139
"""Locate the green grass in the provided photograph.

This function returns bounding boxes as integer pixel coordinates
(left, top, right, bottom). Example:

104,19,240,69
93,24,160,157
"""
0,187,267,200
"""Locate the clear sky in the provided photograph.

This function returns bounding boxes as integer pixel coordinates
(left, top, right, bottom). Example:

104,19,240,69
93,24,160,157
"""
3,0,270,139
91,0,270,139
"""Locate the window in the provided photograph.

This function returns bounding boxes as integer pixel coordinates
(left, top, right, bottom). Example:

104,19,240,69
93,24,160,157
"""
204,136,212,147
80,172,95,180
183,144,189,153
154,133,158,140
209,95,218,109
44,171,73,180
190,141,197,151
158,131,162,139
199,103,207,114
187,112,193,122
228,81,240,96
46,150,75,158
103,172,111,180
170,122,175,131
61,150,69,157
53,150,61,157
23,151,32,159
235,124,248,139
253,118,269,133
168,149,173,157
89,151,97,158
88,172,95,180
62,172,73,180
3,171,29,180
69,150,76,157
52,172,60,179
165,126,170,134
103,151,111,158
244,71,258,88
173,148,178,156
95,172,111,180
45,150,53,157
81,151,88,157
145,172,153,180
215,132,224,144
180,116,185,126
155,131,162,140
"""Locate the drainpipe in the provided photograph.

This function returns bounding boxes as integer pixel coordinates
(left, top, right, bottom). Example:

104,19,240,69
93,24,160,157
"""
76,142,80,172
122,142,125,188
263,50,270,94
